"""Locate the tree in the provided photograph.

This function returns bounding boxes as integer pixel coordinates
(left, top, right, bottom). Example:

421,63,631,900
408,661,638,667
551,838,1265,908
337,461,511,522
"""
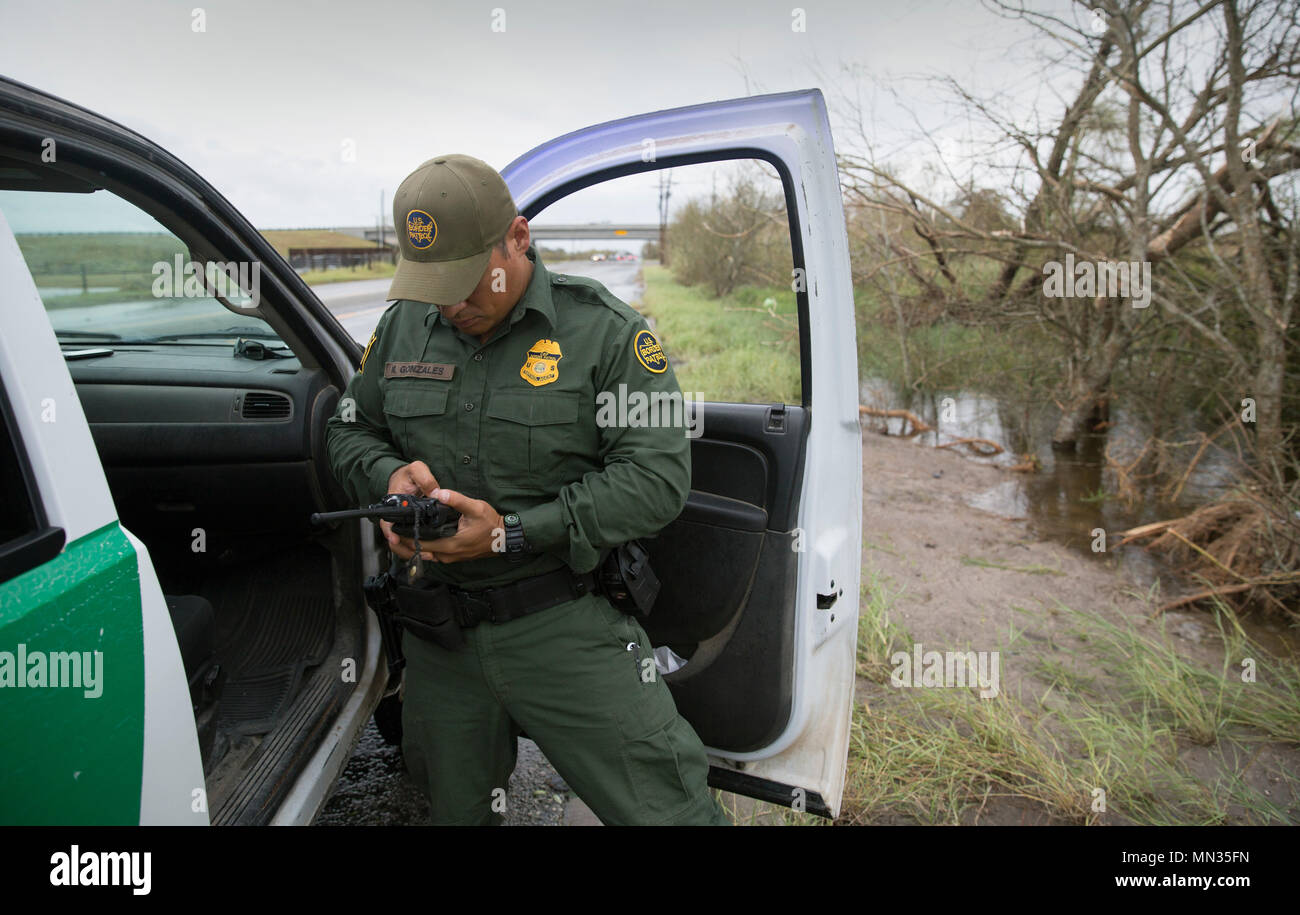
837,0,1300,460
667,170,790,297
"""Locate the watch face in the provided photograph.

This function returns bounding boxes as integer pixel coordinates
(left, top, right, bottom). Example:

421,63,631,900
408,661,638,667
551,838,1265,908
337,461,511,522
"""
504,513,519,526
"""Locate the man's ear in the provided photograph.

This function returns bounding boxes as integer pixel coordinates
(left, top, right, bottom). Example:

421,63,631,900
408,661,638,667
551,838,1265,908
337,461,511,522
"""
511,215,530,255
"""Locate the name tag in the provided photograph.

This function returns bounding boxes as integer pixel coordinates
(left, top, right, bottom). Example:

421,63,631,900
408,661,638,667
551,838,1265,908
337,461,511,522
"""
384,361,455,380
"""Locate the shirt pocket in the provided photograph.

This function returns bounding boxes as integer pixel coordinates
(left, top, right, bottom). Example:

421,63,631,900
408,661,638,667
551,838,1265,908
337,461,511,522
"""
484,390,581,487
381,383,452,477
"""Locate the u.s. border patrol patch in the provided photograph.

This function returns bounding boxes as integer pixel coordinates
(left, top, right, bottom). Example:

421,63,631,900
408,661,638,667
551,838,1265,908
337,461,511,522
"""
406,209,437,249
633,329,667,374
520,338,562,386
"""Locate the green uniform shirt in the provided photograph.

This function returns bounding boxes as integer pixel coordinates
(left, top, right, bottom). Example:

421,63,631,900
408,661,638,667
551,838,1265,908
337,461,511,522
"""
325,246,691,589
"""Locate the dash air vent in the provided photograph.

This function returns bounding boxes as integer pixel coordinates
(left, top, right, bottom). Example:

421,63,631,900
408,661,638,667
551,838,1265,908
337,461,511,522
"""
241,391,292,420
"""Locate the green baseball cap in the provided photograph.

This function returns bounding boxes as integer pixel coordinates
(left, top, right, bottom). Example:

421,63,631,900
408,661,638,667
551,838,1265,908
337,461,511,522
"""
387,154,518,306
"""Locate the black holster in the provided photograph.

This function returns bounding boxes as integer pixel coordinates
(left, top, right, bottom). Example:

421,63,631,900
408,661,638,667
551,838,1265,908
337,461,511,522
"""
597,540,660,618
392,579,467,651
362,571,407,678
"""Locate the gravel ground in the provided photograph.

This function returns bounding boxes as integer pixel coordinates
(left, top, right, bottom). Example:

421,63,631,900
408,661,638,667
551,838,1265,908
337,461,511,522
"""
312,718,571,826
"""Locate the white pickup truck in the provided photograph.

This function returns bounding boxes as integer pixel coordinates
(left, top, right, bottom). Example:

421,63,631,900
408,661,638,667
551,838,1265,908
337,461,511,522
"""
0,78,861,824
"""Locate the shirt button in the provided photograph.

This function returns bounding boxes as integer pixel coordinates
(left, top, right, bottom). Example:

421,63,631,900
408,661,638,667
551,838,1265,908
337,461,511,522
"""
461,455,471,464
464,403,474,412
554,275,567,284
473,353,483,361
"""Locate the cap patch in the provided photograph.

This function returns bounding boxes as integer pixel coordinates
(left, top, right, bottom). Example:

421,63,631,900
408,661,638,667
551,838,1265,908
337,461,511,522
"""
633,329,667,373
406,209,437,249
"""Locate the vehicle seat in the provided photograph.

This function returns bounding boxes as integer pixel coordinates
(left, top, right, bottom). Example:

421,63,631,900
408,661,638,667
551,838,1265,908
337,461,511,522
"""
164,594,216,689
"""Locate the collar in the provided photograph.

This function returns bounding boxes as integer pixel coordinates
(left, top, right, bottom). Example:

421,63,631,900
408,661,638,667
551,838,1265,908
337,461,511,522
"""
423,245,556,332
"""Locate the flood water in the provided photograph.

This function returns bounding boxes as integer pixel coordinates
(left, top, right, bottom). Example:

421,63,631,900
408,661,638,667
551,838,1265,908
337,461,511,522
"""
859,377,1296,649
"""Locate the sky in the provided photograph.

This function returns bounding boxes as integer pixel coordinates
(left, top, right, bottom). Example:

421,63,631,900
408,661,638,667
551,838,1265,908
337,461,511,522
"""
0,0,1078,231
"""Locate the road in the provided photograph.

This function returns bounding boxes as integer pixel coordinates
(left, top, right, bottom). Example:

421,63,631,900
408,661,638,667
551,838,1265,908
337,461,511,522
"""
315,258,644,342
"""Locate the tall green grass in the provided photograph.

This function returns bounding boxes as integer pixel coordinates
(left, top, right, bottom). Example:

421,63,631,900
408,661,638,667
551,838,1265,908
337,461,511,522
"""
640,264,800,405
835,572,1299,826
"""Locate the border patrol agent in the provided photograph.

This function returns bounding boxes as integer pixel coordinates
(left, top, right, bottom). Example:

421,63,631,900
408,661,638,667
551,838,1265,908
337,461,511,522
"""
325,154,730,825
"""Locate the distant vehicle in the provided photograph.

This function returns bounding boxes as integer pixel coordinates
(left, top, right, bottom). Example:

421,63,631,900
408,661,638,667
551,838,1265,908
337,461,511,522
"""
590,253,606,261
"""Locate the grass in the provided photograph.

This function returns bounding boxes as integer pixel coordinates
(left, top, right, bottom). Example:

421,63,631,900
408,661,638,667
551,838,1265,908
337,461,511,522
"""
852,281,1047,395
713,790,825,826
1079,486,1112,504
856,571,914,681
39,285,155,309
299,261,396,285
1067,601,1300,747
831,572,1300,826
960,556,1067,576
15,233,185,274
639,264,800,405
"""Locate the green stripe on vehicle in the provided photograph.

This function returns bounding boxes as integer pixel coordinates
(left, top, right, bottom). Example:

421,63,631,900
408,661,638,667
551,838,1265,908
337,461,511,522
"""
0,521,145,825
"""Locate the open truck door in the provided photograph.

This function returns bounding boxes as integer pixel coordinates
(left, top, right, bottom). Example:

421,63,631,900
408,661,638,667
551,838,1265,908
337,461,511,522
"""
503,89,861,817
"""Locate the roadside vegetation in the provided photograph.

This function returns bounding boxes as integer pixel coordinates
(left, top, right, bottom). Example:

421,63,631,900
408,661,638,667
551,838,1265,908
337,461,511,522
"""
728,570,1299,826
639,262,800,405
298,261,395,285
839,572,1299,824
14,232,183,308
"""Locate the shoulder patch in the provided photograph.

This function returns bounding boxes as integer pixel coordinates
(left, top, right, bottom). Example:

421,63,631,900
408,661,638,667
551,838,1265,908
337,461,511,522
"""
359,332,377,372
633,329,668,374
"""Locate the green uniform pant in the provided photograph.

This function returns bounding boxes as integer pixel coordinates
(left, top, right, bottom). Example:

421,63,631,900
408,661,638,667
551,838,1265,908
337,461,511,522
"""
400,590,731,826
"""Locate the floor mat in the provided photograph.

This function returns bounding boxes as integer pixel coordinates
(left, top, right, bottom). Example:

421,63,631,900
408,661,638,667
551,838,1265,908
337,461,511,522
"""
200,547,335,738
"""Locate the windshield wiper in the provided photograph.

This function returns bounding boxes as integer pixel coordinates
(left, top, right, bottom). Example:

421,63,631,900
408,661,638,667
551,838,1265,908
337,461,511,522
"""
148,331,287,343
220,329,282,338
57,332,156,345
56,331,122,340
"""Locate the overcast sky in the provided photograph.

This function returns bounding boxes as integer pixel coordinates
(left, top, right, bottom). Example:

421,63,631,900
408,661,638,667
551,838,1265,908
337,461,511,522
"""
0,0,1075,230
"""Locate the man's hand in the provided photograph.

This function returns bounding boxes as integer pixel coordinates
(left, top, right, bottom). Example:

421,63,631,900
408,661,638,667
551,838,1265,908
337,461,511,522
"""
381,461,440,561
424,488,505,563
387,460,438,497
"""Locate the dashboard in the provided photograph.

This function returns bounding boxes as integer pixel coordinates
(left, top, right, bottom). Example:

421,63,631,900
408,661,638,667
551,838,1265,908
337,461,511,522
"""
68,346,335,465
66,344,350,542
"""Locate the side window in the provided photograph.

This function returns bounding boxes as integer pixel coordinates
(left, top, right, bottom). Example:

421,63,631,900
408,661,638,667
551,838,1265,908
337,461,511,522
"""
0,188,277,346
529,159,800,405
0,375,59,584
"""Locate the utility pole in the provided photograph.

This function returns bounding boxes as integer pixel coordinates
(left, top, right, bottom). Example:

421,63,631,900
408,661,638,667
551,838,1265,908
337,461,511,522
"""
657,170,673,267
379,190,385,249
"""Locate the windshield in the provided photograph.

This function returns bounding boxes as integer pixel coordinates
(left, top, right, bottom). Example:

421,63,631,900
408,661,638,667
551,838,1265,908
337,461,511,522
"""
0,188,280,345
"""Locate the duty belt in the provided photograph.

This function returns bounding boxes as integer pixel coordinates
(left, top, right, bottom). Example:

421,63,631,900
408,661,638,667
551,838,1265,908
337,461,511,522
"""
395,566,598,630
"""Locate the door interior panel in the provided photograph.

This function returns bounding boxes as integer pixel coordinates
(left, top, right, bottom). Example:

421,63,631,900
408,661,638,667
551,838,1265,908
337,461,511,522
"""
643,519,762,645
668,534,798,752
643,401,807,753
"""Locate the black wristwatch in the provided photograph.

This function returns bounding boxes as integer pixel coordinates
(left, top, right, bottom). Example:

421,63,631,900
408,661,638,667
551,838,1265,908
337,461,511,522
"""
502,512,530,562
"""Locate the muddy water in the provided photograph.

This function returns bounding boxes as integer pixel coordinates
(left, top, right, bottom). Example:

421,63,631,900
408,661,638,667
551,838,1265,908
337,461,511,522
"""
859,378,1295,649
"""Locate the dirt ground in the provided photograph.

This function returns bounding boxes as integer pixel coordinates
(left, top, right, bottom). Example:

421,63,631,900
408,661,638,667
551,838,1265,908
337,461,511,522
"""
860,427,1145,651
854,427,1300,825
